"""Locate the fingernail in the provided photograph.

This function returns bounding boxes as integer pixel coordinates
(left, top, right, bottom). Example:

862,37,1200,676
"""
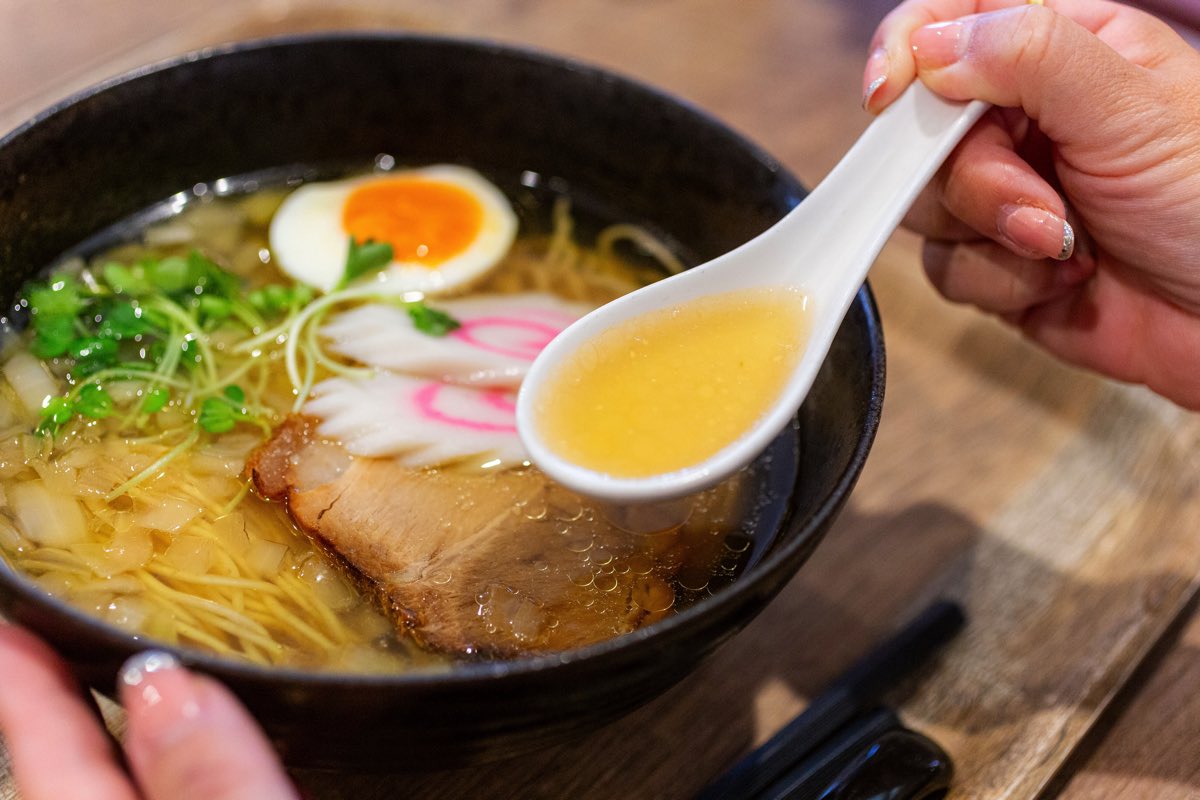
911,20,969,70
997,204,1074,260
119,650,202,749
862,47,889,111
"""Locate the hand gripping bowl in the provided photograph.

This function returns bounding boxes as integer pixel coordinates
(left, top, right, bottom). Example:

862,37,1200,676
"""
0,35,884,768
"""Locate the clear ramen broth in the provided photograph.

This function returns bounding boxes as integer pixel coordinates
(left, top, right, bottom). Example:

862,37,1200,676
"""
0,165,798,672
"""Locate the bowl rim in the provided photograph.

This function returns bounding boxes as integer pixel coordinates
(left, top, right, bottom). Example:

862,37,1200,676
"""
0,31,886,690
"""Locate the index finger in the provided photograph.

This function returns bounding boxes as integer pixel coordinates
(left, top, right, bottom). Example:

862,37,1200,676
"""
863,0,1155,112
0,623,138,800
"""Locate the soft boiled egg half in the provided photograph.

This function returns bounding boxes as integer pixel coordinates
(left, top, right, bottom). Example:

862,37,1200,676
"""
269,165,519,294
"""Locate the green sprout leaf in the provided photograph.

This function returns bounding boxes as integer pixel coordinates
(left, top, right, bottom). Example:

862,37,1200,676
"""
101,262,153,296
141,386,169,414
198,396,238,434
28,277,84,318
248,283,314,316
406,301,462,337
26,275,86,358
36,396,75,436
22,250,274,446
68,336,120,376
145,256,190,293
96,300,154,340
29,315,77,359
187,251,240,299
179,338,203,371
197,295,234,325
339,238,394,289
197,385,253,434
76,384,114,420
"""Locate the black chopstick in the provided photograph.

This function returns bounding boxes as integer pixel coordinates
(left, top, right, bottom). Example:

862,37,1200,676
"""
696,600,965,800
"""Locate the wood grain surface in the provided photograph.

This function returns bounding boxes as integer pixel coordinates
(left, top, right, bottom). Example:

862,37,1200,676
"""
2,1,1199,798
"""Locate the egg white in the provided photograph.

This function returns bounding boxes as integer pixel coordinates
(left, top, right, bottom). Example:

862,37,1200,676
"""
268,165,518,294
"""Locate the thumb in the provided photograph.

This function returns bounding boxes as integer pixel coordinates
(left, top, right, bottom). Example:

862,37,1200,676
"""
119,651,299,800
909,5,1156,146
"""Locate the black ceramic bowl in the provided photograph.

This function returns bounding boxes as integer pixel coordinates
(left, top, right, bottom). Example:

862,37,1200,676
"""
0,34,884,768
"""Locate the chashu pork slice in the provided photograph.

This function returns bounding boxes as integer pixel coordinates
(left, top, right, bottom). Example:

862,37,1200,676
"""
249,417,741,658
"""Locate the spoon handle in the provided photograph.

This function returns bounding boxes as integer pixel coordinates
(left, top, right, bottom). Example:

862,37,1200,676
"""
793,83,988,300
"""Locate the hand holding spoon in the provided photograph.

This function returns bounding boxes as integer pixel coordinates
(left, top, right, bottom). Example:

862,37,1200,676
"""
517,82,988,506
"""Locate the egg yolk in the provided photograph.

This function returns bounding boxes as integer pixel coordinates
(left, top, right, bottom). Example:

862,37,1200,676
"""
342,179,483,266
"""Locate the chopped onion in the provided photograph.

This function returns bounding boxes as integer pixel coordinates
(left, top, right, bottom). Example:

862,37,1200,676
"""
162,534,214,574
29,459,76,497
71,526,153,577
189,451,245,478
242,502,292,545
299,557,357,611
345,604,393,639
10,479,87,546
142,609,180,645
75,457,129,496
211,512,250,554
142,220,195,247
292,441,353,492
109,527,155,573
105,595,152,632
2,351,60,420
0,516,24,551
0,435,25,479
102,574,142,594
0,392,15,429
68,588,115,615
246,539,288,576
34,571,78,595
59,443,103,470
135,495,203,532
104,380,143,405
156,407,189,429
199,432,260,461
334,645,405,673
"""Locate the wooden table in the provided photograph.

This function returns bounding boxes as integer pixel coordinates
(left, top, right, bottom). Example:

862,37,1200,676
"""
3,1,1199,798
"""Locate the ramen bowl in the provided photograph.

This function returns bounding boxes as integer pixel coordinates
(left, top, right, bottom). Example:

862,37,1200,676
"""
0,35,884,768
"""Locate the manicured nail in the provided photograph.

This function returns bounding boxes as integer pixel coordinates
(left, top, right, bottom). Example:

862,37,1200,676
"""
862,47,889,111
997,204,1074,260
119,650,201,747
1057,219,1075,261
910,20,969,70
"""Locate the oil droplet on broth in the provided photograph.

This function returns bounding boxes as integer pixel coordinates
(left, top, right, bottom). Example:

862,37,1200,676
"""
632,576,675,613
568,567,595,587
677,566,711,593
593,573,619,593
522,500,549,521
626,554,654,575
536,286,809,477
724,534,752,553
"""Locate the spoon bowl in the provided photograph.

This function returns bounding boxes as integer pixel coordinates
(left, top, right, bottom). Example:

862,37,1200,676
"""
518,83,987,505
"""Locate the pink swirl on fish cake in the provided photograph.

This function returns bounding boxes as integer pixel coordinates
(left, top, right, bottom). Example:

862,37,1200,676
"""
412,381,518,433
450,310,577,360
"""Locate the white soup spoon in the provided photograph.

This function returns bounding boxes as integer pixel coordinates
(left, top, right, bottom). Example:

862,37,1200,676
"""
517,83,988,507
